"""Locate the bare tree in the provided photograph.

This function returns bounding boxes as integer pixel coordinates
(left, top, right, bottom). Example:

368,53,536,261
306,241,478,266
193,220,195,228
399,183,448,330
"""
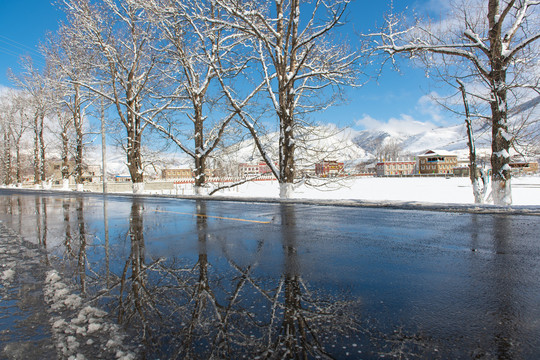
60,0,168,193
1,90,33,186
52,101,75,189
142,0,249,195
10,92,31,185
375,138,403,161
214,0,358,198
0,92,14,185
42,26,96,191
9,57,51,187
365,0,540,205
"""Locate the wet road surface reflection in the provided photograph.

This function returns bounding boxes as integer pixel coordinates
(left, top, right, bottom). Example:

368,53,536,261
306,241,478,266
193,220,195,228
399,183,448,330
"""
1,190,540,359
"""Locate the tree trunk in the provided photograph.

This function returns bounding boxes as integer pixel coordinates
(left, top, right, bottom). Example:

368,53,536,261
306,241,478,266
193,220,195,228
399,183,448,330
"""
74,84,84,186
458,80,483,203
489,75,511,205
15,138,21,184
275,0,299,199
279,111,295,186
277,90,296,198
488,0,512,205
126,118,144,193
193,103,206,195
39,113,46,186
61,125,70,181
3,127,12,185
33,114,40,185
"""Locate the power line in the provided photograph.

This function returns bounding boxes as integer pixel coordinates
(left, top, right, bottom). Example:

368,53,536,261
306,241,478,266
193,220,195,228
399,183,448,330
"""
0,35,46,72
0,45,21,58
0,35,43,58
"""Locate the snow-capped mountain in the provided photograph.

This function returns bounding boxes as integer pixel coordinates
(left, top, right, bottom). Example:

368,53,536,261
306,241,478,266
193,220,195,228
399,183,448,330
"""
352,122,493,159
218,126,370,166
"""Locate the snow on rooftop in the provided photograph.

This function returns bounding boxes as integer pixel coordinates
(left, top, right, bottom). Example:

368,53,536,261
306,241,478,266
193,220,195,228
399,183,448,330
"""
418,149,458,157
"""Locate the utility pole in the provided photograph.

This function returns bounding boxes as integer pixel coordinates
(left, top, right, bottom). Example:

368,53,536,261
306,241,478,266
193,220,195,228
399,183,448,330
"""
100,92,107,193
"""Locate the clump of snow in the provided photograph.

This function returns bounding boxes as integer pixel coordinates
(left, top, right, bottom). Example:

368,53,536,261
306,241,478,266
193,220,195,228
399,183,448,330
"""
493,149,510,158
132,182,145,194
1,269,15,282
46,271,61,283
44,270,137,359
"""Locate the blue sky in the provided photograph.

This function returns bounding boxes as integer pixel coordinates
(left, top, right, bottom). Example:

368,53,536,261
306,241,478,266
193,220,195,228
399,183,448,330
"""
0,0,458,133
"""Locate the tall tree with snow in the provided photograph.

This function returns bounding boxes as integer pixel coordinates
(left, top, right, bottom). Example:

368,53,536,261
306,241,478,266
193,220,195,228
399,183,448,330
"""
9,57,51,188
60,0,166,193
144,0,250,195
366,0,540,205
42,26,95,191
0,97,13,185
215,0,358,198
7,91,31,185
46,71,75,190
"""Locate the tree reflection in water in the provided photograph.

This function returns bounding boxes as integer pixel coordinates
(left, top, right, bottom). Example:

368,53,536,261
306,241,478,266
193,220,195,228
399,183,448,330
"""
231,204,364,359
5,194,532,358
116,199,157,347
0,194,363,358
74,200,363,359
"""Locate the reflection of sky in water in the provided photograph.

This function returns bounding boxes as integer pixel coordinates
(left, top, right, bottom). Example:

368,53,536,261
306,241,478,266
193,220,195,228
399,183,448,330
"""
1,191,540,359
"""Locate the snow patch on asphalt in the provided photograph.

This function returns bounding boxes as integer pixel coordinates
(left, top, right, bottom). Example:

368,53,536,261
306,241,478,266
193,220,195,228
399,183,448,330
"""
44,271,137,360
1,269,14,282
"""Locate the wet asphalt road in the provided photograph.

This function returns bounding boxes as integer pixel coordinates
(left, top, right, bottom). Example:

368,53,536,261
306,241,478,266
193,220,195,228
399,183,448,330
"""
0,189,540,359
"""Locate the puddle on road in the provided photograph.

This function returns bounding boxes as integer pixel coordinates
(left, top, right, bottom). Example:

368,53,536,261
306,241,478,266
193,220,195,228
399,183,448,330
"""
1,191,540,359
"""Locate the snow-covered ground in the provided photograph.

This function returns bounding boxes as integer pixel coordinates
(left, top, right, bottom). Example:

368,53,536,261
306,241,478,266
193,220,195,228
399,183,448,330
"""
205,175,540,206
6,174,540,207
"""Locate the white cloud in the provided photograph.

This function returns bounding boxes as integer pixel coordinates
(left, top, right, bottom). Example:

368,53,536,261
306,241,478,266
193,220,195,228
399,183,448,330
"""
355,113,436,136
416,92,443,122
420,0,453,16
354,114,380,130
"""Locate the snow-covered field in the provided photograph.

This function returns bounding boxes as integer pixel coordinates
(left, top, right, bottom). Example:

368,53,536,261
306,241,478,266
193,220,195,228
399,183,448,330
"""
207,175,540,206
5,174,540,207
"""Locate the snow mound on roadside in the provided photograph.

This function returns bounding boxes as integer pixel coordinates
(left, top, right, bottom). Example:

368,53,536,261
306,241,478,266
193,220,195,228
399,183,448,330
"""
44,269,137,360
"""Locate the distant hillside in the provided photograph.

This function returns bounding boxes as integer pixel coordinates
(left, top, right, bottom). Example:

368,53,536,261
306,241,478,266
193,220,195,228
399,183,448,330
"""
87,120,535,176
218,126,370,167
352,122,493,158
